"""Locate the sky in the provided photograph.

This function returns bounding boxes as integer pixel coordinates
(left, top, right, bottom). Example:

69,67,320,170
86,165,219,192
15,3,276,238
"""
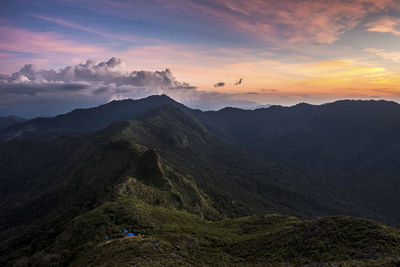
1,0,400,117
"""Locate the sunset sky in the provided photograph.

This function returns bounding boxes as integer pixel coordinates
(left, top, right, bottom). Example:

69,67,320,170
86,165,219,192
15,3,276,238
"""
1,0,400,116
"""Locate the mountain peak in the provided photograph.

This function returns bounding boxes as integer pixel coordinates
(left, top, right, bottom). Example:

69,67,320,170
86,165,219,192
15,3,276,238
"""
107,94,175,103
142,94,176,102
0,94,184,141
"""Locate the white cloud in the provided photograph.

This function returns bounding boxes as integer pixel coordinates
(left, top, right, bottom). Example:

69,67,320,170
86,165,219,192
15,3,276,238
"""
0,57,261,117
3,57,187,88
365,48,400,62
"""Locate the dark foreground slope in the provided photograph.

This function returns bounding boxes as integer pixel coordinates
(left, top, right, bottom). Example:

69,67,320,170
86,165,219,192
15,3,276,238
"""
2,132,400,266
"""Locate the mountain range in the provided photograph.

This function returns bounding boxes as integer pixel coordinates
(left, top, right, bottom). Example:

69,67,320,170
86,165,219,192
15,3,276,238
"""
1,95,400,266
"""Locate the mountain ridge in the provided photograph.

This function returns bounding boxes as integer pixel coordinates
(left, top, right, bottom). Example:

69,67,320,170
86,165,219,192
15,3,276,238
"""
2,95,400,266
3,95,399,141
0,94,183,141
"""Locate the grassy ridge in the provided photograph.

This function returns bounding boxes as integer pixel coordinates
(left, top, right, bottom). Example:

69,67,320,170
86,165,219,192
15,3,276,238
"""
41,196,400,266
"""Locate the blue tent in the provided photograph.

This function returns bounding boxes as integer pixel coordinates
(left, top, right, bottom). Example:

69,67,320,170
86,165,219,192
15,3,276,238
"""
128,233,135,236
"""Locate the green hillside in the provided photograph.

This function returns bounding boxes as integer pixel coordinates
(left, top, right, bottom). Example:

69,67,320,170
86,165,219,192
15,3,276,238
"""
2,96,400,266
9,195,400,266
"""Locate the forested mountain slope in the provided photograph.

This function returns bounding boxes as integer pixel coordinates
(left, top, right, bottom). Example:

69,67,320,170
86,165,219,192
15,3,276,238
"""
2,96,400,266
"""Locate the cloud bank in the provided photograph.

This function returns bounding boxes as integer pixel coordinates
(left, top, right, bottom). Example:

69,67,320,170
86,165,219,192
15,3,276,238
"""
0,58,260,117
1,57,190,91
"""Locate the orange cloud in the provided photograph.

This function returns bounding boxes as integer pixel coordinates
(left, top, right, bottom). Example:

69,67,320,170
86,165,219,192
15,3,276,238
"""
366,16,400,35
365,48,400,62
156,0,400,45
